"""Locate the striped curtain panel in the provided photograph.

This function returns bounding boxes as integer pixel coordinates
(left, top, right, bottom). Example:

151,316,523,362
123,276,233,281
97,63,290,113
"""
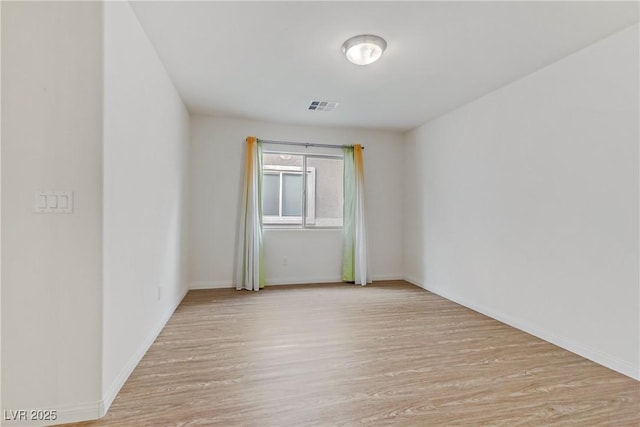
235,136,265,291
342,144,371,285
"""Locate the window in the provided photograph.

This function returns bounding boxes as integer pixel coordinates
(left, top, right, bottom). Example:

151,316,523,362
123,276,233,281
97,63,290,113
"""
262,152,343,228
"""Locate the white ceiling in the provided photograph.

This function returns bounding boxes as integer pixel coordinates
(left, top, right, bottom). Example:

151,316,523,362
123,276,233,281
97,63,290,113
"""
130,1,639,132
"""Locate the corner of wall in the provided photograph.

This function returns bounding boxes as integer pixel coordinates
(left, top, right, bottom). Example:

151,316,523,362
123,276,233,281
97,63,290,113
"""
100,285,188,416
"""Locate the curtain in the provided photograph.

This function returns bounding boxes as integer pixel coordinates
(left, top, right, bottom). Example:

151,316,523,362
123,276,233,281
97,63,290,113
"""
342,144,371,285
236,136,264,291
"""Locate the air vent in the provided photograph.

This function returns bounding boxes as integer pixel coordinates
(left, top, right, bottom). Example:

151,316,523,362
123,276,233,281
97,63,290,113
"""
308,100,339,112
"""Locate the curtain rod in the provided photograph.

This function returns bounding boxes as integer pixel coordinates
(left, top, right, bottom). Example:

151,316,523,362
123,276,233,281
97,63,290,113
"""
258,139,364,150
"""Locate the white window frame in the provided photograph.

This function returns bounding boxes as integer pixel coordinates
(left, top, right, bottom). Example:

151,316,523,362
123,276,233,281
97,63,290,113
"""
262,151,343,229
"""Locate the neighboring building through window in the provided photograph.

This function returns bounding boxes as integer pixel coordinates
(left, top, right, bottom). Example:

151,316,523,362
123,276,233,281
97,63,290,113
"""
262,152,343,228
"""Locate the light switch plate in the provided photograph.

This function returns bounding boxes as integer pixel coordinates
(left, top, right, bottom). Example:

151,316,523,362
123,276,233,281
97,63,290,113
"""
35,191,73,213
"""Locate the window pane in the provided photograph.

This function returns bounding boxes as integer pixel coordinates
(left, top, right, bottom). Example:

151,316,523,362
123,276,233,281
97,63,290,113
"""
282,173,302,216
306,157,343,227
263,154,303,225
262,152,342,228
263,173,279,216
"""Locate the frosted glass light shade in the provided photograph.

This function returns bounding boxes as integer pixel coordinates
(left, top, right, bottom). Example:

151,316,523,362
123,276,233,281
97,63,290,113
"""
342,34,387,66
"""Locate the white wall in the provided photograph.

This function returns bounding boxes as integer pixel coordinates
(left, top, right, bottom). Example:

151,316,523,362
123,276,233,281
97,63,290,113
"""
404,24,639,379
103,1,189,412
1,1,4,412
189,116,404,288
1,1,104,423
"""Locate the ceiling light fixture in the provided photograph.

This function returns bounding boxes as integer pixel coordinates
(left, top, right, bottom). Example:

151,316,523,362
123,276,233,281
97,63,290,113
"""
342,34,387,66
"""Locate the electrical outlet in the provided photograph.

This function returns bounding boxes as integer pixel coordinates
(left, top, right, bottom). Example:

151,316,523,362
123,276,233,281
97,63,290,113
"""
157,286,162,301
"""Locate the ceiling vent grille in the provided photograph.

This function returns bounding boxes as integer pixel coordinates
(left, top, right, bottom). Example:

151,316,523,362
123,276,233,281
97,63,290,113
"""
308,100,339,112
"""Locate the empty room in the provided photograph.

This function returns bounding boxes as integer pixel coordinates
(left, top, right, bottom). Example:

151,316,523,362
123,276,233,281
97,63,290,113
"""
1,1,638,426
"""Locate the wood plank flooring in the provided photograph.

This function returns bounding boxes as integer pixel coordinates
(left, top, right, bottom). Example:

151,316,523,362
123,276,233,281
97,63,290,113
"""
66,281,639,426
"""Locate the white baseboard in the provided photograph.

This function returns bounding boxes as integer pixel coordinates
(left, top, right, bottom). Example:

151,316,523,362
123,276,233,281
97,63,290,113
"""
190,281,233,289
191,274,405,290
402,274,423,287
100,286,189,416
265,276,342,286
404,276,639,381
372,274,404,281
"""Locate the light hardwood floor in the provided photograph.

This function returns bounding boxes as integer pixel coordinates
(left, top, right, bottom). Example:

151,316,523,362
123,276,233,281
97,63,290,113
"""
67,281,639,426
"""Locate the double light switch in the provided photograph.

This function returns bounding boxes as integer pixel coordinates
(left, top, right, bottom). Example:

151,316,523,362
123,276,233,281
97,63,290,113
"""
35,191,73,213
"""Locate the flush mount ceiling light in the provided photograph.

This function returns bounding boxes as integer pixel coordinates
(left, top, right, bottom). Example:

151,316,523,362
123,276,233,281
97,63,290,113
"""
342,34,387,66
